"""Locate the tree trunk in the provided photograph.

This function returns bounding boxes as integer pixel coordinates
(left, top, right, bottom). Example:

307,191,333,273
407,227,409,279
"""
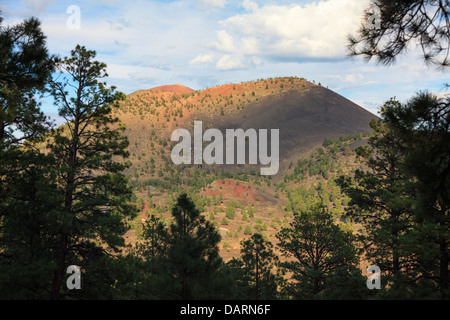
51,172,74,299
255,249,260,300
392,234,400,277
0,122,4,141
50,234,68,300
182,268,187,299
439,239,449,299
51,114,78,299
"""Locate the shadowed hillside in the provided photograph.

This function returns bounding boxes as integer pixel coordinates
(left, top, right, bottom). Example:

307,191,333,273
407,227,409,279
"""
114,77,377,181
195,84,377,175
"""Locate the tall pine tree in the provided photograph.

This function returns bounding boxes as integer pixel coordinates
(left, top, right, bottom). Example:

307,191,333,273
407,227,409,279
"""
276,203,361,299
337,108,417,297
382,92,450,299
158,193,224,299
238,233,282,300
0,14,57,299
0,14,54,148
48,45,136,299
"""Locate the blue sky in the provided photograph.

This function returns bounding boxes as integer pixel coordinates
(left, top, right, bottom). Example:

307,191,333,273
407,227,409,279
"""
2,0,448,119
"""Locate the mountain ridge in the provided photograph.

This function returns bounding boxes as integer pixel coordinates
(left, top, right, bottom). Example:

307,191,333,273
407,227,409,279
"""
114,76,377,181
129,84,195,96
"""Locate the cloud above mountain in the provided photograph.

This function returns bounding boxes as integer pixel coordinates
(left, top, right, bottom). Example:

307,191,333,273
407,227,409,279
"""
217,0,369,62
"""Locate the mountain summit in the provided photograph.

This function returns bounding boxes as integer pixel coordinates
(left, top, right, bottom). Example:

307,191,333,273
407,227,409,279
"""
129,84,194,96
149,84,194,94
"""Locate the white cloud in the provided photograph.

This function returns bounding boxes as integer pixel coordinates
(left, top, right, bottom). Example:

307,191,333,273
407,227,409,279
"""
251,56,263,66
241,37,260,55
108,18,131,31
128,71,157,82
345,73,364,83
242,0,258,12
216,55,244,70
41,18,127,54
435,91,450,100
220,0,370,61
190,53,215,66
210,30,237,53
351,99,381,116
21,0,54,14
197,0,227,9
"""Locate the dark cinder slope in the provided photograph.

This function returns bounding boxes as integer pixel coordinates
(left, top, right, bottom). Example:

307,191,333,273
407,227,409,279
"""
196,85,377,174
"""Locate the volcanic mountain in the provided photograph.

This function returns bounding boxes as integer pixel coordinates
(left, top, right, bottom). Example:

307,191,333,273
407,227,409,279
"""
113,77,379,259
114,77,377,181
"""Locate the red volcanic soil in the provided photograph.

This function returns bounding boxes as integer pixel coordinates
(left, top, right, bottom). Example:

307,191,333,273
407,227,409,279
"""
203,83,246,98
202,179,264,203
128,84,194,97
149,84,194,94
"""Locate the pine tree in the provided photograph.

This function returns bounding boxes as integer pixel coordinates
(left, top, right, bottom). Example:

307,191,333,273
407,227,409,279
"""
0,14,56,299
225,205,235,219
47,45,136,299
337,110,416,296
0,15,54,148
161,193,224,299
139,214,168,258
348,0,449,299
133,214,171,299
276,203,360,299
0,151,63,299
239,233,282,300
348,0,450,70
382,92,450,299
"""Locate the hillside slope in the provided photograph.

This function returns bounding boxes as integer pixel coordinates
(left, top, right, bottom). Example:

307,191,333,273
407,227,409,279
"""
113,77,377,260
195,85,376,174
114,77,377,180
